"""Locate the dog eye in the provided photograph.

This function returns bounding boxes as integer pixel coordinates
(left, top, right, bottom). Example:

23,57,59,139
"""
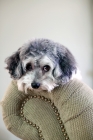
26,63,32,71
43,65,50,72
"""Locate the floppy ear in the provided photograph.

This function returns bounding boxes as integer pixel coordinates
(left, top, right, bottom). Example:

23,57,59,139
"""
57,48,77,83
5,50,23,79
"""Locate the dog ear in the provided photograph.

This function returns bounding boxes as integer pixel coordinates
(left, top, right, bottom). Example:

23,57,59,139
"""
5,50,23,79
57,47,77,83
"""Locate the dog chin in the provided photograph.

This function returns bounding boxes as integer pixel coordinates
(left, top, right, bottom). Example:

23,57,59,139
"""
17,78,58,94
40,79,58,92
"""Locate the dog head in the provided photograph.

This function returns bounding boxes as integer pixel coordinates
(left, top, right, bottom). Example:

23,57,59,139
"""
5,39,80,93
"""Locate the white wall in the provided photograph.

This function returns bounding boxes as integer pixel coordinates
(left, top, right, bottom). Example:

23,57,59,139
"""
0,0,93,140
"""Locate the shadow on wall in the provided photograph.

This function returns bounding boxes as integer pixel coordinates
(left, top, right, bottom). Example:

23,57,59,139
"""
87,71,93,77
87,70,93,87
0,128,10,140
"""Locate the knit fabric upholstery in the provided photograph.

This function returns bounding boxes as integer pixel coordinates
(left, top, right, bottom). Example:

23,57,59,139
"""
1,79,93,140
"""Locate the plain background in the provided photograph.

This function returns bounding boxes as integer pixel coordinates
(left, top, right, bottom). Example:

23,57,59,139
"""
0,0,93,140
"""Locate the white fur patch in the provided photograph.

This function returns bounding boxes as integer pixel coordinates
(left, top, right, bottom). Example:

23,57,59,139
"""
17,73,34,94
41,78,58,92
71,69,82,80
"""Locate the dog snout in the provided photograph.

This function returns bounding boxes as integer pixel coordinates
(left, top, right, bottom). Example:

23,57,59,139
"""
31,82,40,89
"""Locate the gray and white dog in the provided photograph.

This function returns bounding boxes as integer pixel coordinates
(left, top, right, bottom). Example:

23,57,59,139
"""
5,38,81,93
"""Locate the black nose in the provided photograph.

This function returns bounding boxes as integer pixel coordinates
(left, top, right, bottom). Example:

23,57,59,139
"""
31,82,40,89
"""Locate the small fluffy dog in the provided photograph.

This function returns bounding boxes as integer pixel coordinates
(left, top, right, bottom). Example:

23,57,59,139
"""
5,38,81,93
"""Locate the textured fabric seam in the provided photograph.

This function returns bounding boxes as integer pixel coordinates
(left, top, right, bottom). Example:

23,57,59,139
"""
64,103,93,124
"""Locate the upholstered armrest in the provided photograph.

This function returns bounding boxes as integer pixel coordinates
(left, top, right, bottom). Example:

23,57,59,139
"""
1,79,93,140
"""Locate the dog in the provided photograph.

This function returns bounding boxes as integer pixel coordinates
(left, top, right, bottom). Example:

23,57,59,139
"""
5,38,81,94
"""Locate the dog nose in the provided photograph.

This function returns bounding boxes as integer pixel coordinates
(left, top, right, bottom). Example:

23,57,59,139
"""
31,82,40,89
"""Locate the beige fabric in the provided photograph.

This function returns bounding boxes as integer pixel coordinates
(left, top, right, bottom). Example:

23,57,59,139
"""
1,79,93,140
